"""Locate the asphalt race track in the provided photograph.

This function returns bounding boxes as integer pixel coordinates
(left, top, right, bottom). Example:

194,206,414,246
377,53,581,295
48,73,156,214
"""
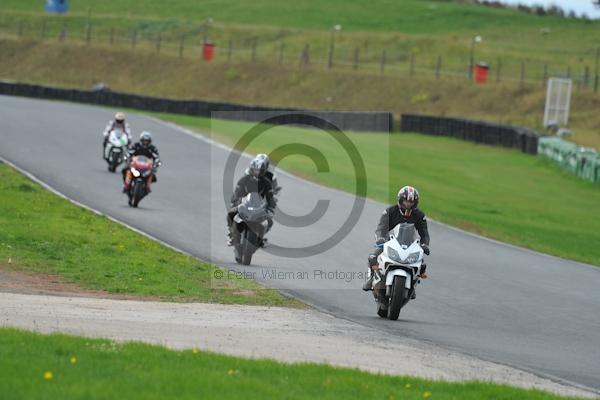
1,96,599,393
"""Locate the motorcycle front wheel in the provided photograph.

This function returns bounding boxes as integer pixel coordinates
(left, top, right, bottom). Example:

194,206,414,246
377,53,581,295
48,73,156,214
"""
108,155,119,172
240,229,260,265
130,183,145,208
387,275,407,320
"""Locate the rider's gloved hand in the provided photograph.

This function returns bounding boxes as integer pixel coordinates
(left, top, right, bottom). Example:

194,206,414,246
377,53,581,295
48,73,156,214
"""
421,243,430,256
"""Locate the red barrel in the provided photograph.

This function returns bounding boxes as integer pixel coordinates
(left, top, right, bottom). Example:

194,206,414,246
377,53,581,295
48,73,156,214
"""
474,62,490,84
202,43,215,61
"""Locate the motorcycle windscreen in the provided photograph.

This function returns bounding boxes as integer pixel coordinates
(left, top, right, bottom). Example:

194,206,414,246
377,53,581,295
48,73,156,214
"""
241,192,264,207
132,156,153,170
391,223,417,247
110,129,124,140
238,192,268,222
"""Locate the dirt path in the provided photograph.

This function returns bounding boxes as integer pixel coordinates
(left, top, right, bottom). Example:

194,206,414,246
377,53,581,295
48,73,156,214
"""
0,265,158,300
0,290,595,398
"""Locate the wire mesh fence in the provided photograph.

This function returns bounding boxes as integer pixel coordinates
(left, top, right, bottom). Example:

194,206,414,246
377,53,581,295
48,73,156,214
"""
2,18,599,92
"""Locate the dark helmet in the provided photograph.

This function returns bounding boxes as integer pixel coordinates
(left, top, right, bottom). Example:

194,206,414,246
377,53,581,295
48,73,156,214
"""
397,186,419,216
248,155,268,178
140,131,152,148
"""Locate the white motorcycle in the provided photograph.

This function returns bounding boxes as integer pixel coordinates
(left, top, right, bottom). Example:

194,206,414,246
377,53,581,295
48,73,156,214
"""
372,223,427,320
104,129,129,172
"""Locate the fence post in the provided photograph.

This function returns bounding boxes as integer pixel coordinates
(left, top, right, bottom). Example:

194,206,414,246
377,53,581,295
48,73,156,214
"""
584,66,590,89
156,32,161,54
543,64,548,87
327,32,334,69
520,61,525,87
300,44,310,67
131,30,137,49
179,34,185,58
353,47,359,70
251,39,257,62
595,47,600,93
18,20,23,37
496,59,501,83
110,28,115,45
59,24,66,42
380,50,386,75
227,39,233,62
40,20,46,40
278,40,284,64
410,53,415,76
435,56,442,79
86,23,91,44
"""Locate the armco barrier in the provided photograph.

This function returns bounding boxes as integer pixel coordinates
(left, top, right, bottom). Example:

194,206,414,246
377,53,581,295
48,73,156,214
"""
0,81,393,133
400,113,539,155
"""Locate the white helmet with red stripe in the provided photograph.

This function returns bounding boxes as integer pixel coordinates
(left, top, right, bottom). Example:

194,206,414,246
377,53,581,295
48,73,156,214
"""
397,186,419,213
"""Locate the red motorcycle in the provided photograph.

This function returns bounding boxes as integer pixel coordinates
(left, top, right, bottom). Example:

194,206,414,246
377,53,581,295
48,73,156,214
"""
126,156,159,207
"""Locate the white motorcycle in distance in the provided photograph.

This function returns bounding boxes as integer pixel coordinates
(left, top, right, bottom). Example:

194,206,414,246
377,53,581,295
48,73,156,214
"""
372,223,427,320
104,129,129,172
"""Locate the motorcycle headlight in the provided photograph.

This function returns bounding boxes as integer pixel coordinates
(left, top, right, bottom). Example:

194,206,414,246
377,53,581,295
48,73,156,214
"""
403,252,421,264
386,247,402,263
131,168,140,177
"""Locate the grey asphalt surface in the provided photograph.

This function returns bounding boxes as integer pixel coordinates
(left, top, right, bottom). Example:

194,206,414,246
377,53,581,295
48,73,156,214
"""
1,96,599,393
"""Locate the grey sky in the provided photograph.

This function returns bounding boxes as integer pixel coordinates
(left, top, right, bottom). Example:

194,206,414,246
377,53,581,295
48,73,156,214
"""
496,0,600,18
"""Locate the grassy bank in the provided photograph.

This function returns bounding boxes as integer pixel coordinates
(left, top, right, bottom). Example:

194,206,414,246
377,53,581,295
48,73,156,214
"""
1,38,599,149
0,328,584,400
0,162,300,306
1,0,599,71
143,111,600,266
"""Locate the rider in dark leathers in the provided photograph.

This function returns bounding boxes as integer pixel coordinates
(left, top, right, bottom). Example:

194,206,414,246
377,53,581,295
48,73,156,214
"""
227,156,276,246
362,185,431,292
122,131,160,193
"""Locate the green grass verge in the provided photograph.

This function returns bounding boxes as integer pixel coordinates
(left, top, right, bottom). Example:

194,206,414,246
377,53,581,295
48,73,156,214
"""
0,327,582,400
145,111,600,267
0,162,301,307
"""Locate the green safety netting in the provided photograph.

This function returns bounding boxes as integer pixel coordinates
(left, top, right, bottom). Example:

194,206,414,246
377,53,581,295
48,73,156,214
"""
538,137,599,184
